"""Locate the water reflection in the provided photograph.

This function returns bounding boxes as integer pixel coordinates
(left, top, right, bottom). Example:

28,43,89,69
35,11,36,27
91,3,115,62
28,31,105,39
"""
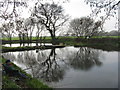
35,48,66,82
2,43,52,47
67,47,102,70
2,47,102,82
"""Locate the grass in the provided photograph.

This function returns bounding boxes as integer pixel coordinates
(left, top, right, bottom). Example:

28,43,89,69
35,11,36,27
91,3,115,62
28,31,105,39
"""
91,36,120,38
1,36,120,45
1,36,120,52
1,36,52,41
1,36,120,41
1,57,52,89
25,78,49,88
2,76,20,88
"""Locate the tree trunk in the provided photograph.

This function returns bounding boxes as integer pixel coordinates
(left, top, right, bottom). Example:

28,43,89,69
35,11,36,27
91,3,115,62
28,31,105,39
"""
9,36,12,46
18,34,22,46
49,30,57,45
26,33,30,46
51,35,57,45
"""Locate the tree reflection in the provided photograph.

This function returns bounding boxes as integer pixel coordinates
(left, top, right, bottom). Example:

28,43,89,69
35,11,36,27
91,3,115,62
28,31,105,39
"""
67,47,102,70
2,47,103,83
34,48,65,82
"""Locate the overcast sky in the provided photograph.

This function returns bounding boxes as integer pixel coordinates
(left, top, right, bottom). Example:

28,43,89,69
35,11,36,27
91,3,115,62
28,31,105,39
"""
0,0,118,32
10,0,118,32
62,0,118,31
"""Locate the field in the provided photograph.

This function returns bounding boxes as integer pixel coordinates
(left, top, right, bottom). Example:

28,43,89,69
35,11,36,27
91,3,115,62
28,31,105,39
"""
1,36,120,41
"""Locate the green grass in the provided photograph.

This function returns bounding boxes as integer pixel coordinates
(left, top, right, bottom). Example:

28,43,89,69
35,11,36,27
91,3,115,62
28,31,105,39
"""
1,36,120,52
1,57,51,89
2,76,20,88
91,36,120,38
1,37,19,41
1,36,120,45
25,78,50,88
1,36,52,41
1,36,120,42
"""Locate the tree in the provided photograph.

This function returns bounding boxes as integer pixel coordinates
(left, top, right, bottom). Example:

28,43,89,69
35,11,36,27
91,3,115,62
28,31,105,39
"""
0,0,29,45
85,0,119,24
36,22,44,46
32,2,69,44
0,0,27,20
69,17,102,38
1,22,15,45
15,18,27,45
96,31,108,36
107,30,119,36
24,17,36,44
0,0,69,45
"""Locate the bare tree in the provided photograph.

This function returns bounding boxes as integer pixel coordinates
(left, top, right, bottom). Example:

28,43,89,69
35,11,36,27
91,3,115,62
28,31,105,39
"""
36,22,45,46
85,0,119,23
1,22,15,45
69,17,102,38
24,17,36,45
0,0,28,45
0,0,27,20
33,2,69,44
15,18,27,45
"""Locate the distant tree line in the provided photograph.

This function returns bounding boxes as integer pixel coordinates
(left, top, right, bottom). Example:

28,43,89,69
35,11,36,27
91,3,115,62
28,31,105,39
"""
98,30,119,36
65,29,119,37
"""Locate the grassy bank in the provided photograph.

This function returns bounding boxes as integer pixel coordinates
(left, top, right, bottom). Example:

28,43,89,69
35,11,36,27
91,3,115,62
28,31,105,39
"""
2,45,65,53
2,36,120,44
1,57,52,89
1,36,120,52
57,37,119,51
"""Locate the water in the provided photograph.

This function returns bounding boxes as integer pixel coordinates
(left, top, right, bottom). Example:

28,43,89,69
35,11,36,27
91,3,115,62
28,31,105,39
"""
2,46,118,88
2,43,52,47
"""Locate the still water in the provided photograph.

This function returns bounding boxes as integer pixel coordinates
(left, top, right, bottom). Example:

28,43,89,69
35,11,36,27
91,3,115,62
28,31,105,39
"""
2,43,52,47
2,46,118,88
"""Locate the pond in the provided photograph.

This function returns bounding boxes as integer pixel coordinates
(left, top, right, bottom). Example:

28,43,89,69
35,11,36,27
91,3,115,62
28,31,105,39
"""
2,43,52,47
2,46,118,88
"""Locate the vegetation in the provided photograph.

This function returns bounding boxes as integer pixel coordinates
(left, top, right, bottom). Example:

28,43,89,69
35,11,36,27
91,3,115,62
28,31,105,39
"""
0,0,119,45
0,0,119,88
2,36,120,41
69,17,102,38
0,0,69,45
2,36,120,52
85,0,119,23
2,45,65,52
32,2,69,45
2,57,51,89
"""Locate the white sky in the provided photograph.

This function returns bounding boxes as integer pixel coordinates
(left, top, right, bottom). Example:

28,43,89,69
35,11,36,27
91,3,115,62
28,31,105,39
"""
20,0,118,32
0,0,118,36
62,0,92,18
62,0,118,31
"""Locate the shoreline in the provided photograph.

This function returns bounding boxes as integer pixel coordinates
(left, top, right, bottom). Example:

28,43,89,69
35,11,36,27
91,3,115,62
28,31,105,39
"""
2,57,52,89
